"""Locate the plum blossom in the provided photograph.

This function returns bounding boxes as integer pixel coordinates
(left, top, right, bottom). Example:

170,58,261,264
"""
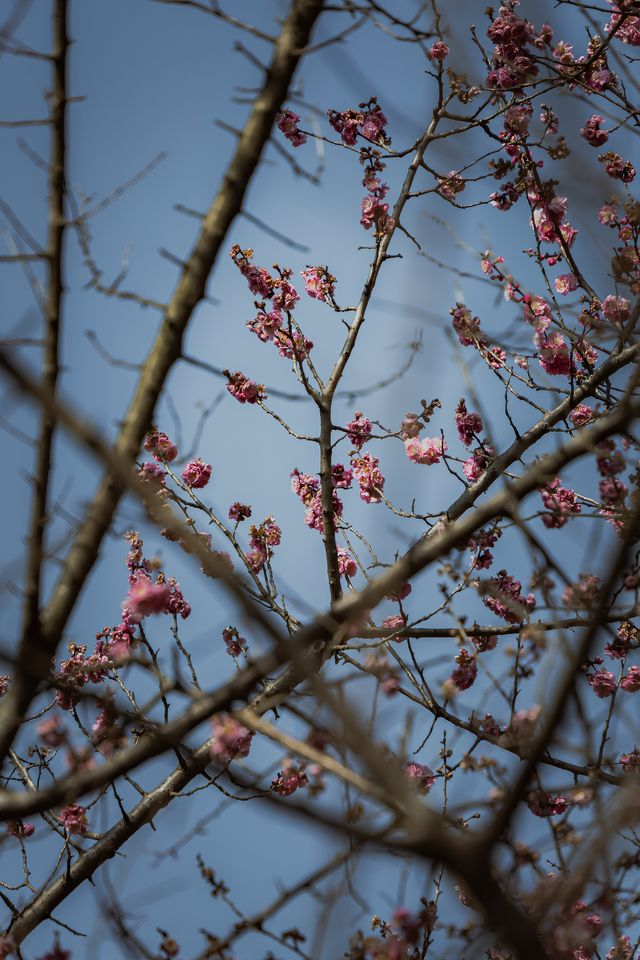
301,265,335,302
554,273,578,295
37,714,66,747
181,458,211,489
125,575,171,621
580,114,609,147
346,411,372,450
7,820,35,839
527,791,569,817
144,429,177,463
210,714,252,763
272,760,308,797
455,399,483,446
351,452,385,503
569,404,594,427
483,570,536,623
449,648,478,691
605,3,640,46
404,435,447,466
277,109,306,147
337,548,357,578
222,626,247,659
601,294,631,324
620,666,640,692
229,501,251,522
588,669,616,698
620,748,640,773
451,303,485,346
599,151,636,182
427,40,449,61
59,802,88,835
224,370,266,404
404,761,435,794
463,445,494,482
539,478,581,528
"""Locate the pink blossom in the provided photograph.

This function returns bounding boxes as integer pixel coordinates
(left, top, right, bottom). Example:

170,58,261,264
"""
351,452,385,503
404,761,435,794
451,303,484,346
483,570,536,623
580,114,609,147
301,266,335,302
346,411,372,450
599,202,619,226
165,578,191,619
210,713,252,763
471,633,498,653
37,715,66,747
229,501,252,522
404,435,447,466
427,40,449,62
125,575,170,621
588,668,616,698
620,665,640,692
382,614,407,631
620,748,640,773
563,574,601,609
606,935,633,959
450,648,478,690
601,294,631,324
569,404,593,427
337,548,357,578
144,429,177,463
59,802,88,835
225,370,266,404
7,820,35,839
437,171,465,202
138,461,166,485
248,307,282,342
181,458,211,489
554,273,578,295
605,620,637,659
539,478,581,528
527,791,569,817
535,330,573,376
222,626,247,659
599,151,636,182
387,582,411,602
360,195,395,235
400,412,422,440
272,759,308,797
606,5,640,46
455,398,483,446
331,463,353,489
463,445,494,482
277,109,306,147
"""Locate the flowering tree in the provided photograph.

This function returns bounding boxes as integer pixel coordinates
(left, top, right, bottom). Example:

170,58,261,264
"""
2,0,640,957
